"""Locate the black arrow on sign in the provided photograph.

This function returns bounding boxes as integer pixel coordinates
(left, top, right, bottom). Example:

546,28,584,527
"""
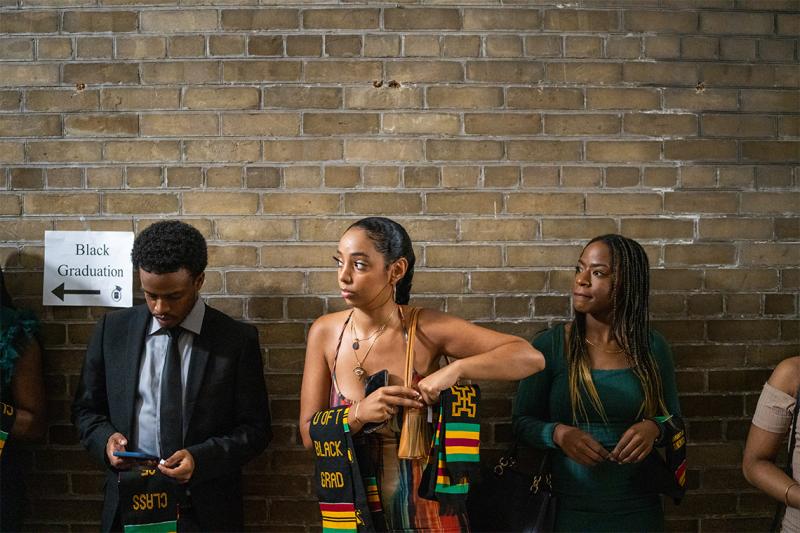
51,283,101,301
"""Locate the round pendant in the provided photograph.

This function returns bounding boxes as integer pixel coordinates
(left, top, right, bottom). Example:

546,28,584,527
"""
353,365,365,379
352,340,360,351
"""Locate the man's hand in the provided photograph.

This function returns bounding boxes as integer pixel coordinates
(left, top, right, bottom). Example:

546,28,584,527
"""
158,449,195,483
106,432,135,470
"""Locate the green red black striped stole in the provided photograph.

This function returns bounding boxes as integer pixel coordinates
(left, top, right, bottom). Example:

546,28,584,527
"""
0,401,15,457
419,384,481,514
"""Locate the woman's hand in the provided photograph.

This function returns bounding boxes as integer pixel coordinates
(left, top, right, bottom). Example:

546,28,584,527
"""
609,420,659,464
553,424,609,466
357,385,424,424
416,363,461,405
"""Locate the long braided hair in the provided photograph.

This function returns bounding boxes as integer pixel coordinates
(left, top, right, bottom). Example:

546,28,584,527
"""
567,234,667,424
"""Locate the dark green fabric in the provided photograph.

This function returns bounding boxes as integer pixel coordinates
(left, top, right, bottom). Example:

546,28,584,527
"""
513,324,681,533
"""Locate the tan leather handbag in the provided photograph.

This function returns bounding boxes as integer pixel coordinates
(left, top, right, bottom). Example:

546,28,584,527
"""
397,307,431,460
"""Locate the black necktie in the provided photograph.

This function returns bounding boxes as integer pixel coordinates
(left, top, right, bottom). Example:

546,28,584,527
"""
159,327,183,458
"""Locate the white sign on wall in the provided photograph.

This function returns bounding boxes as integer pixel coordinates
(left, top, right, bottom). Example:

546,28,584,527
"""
43,231,135,307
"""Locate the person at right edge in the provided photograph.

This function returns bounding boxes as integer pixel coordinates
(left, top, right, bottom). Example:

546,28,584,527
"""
513,234,681,532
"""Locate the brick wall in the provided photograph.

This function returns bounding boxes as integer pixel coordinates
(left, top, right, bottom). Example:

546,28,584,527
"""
1,1,798,530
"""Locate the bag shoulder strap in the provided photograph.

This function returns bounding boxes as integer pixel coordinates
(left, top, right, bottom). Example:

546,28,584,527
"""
403,307,421,388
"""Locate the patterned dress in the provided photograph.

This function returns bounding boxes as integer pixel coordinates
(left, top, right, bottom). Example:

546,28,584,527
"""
328,312,466,532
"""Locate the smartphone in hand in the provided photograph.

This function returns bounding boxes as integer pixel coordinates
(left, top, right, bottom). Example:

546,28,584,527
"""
113,450,159,462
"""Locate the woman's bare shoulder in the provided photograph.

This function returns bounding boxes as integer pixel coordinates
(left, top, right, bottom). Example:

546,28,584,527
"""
767,356,800,397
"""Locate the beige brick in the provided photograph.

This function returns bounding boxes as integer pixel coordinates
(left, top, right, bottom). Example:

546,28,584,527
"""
777,13,800,35
207,246,258,268
221,9,299,30
507,88,583,110
141,10,217,32
625,10,697,33
63,63,138,84
441,166,478,189
297,218,355,241
184,87,259,110
565,36,604,58
325,166,360,188
776,218,800,240
679,166,716,188
24,193,99,215
471,271,546,293
344,139,422,162
0,194,20,216
142,61,219,84
266,87,341,109
209,35,245,57
525,35,562,57
623,62,697,85
663,89,738,111
545,114,619,136
507,141,582,161
305,61,380,83
303,113,378,135
468,61,543,83
0,11,59,33
28,141,102,162
184,192,259,215
620,217,691,239
403,35,441,58
0,219,48,240
741,192,800,214
742,244,799,266
682,36,718,60
261,245,333,268
37,37,72,60
303,8,378,29
86,167,123,189
465,113,540,135
65,114,137,137
64,10,137,33
104,141,180,162
427,140,503,161
403,166,439,188
207,167,242,188
343,192,420,214
720,37,757,61
485,36,523,58
625,114,697,136
101,88,179,110
465,8,540,30
0,115,60,137
220,113,299,136
326,35,362,57
427,87,503,110
760,39,795,63
10,168,44,189
47,167,83,189
0,90,20,111
442,36,480,58
103,193,178,215
645,36,680,59
780,116,800,137
140,113,218,136
460,218,536,241
702,115,775,137
384,8,460,30
186,140,259,162
0,64,59,86
545,9,619,31
166,167,202,188
249,35,283,56
586,141,661,163
364,35,400,57
742,90,800,112
664,244,736,265
550,62,622,84
699,218,773,240
561,166,602,188
665,140,738,161
343,87,420,110
541,218,616,239
265,139,342,162
76,36,113,59
0,38,33,60
387,61,463,83
245,167,279,188
263,193,339,215
606,167,640,188
484,166,519,188
700,12,773,35
284,166,321,189
426,192,503,215
507,193,583,215
168,36,204,58
607,36,641,59
586,193,662,215
712,269,779,291
226,271,304,295
384,113,459,135
224,61,301,82
702,64,774,88
116,36,166,59
507,245,583,267
427,245,502,268
665,192,737,214
217,218,295,241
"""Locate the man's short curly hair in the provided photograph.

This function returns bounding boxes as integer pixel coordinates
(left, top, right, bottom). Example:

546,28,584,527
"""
131,220,207,277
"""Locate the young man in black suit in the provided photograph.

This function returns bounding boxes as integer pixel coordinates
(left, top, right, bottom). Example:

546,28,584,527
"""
72,220,271,531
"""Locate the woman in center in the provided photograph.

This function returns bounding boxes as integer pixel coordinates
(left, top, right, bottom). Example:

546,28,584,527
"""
300,216,545,531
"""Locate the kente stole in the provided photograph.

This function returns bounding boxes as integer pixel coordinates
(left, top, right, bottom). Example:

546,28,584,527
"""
310,406,386,532
419,384,481,514
0,401,15,457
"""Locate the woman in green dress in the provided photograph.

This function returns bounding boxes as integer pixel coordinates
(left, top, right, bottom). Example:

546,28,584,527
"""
513,234,681,532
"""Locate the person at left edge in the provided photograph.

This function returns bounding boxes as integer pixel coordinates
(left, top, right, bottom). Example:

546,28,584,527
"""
71,220,271,532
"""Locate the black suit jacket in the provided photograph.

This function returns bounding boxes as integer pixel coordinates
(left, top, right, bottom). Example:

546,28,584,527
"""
71,304,271,532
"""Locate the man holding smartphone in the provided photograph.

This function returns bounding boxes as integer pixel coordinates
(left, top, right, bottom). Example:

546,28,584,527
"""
72,220,271,532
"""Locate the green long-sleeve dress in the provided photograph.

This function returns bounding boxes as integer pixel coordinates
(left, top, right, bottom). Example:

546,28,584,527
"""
513,324,681,533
